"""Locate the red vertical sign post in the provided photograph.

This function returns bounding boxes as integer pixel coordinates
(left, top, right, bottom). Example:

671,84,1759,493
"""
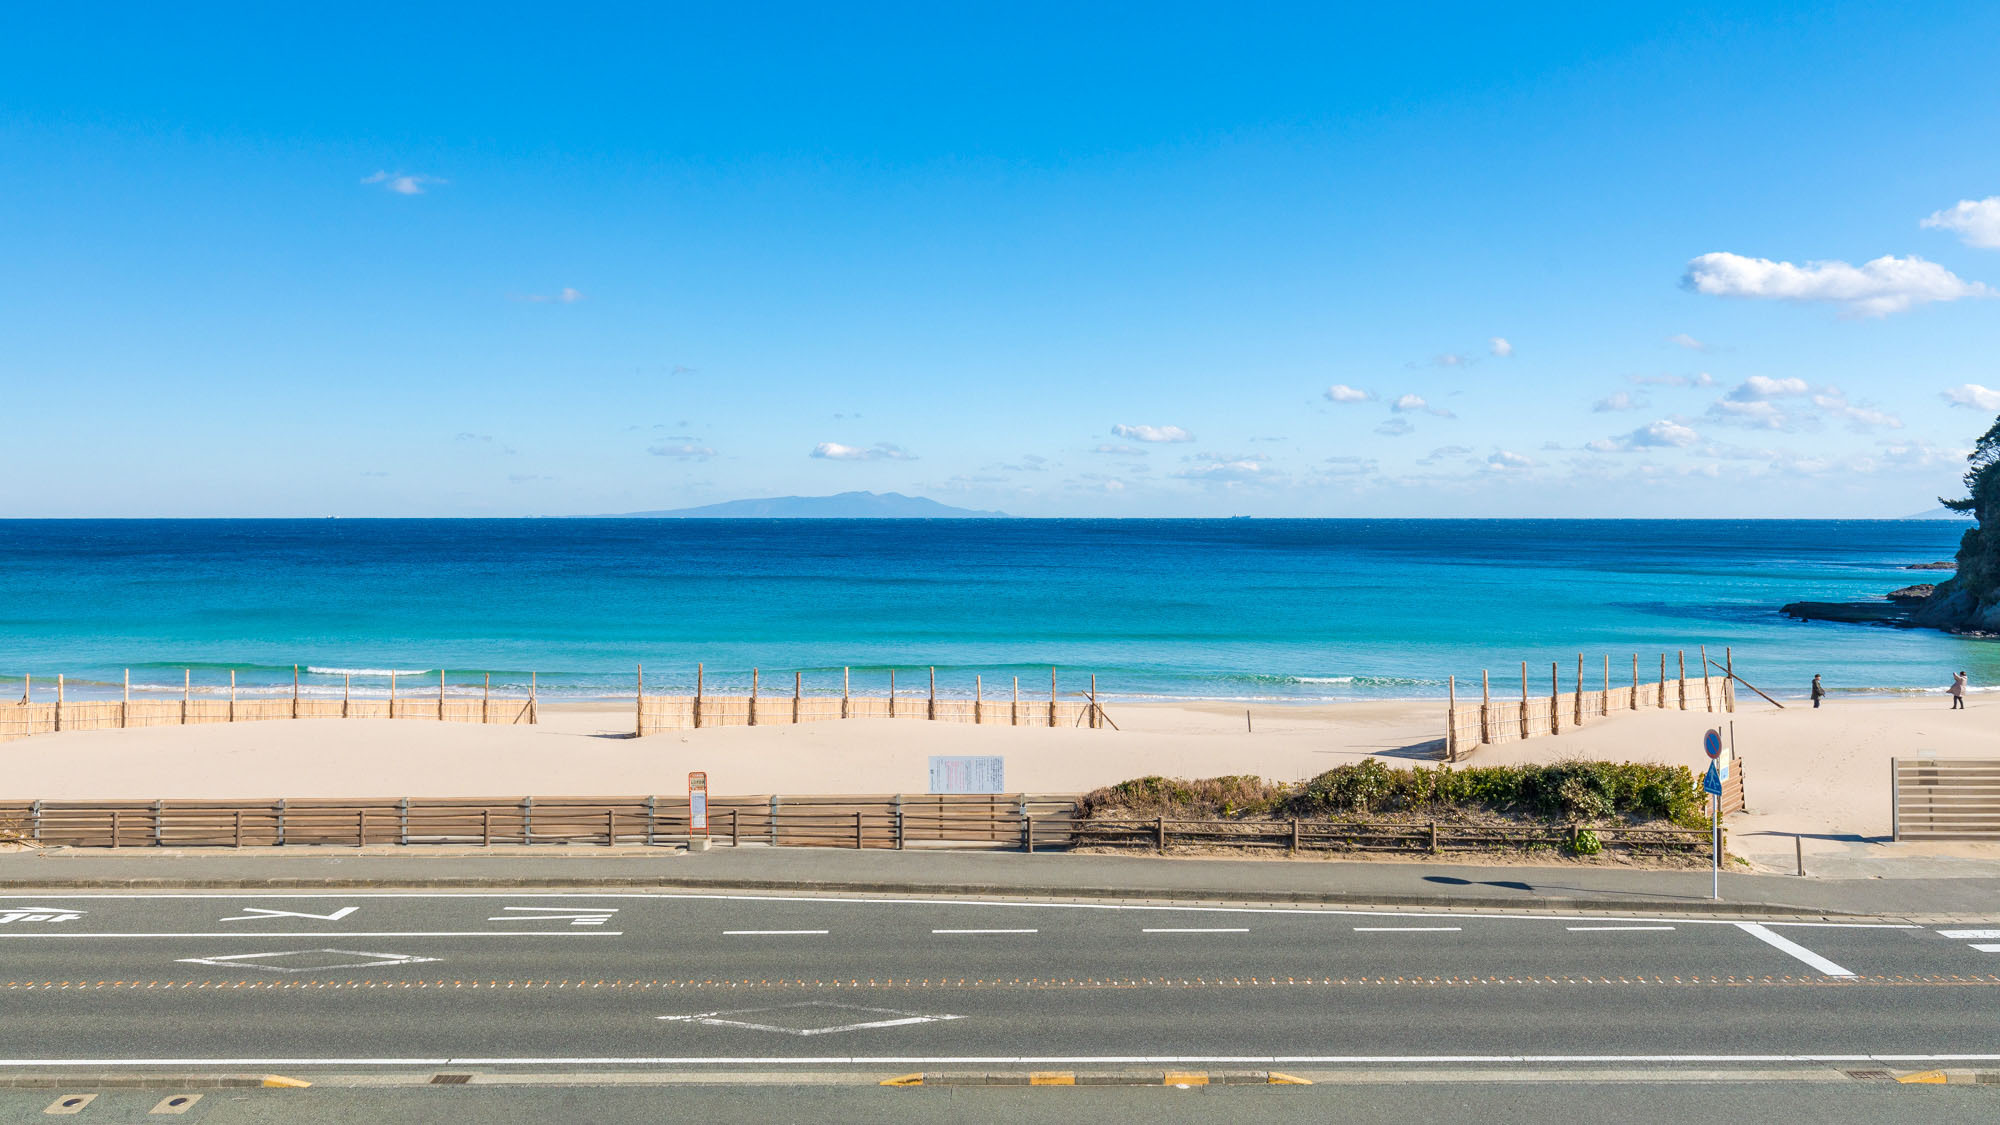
689,771,709,836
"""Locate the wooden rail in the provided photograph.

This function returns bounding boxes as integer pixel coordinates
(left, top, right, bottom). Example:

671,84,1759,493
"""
1892,757,2000,840
0,794,1719,856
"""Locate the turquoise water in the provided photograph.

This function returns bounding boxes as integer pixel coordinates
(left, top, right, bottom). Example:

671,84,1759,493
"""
0,519,1985,702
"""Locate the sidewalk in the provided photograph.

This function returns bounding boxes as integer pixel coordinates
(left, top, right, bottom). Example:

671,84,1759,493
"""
6,843,1999,920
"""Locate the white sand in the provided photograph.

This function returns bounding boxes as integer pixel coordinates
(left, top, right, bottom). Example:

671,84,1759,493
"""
8,695,1996,868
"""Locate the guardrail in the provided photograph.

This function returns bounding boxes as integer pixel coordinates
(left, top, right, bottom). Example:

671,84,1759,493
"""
0,795,1713,856
1893,757,2000,840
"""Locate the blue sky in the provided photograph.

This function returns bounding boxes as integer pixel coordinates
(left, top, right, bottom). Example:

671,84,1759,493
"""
4,2,1999,517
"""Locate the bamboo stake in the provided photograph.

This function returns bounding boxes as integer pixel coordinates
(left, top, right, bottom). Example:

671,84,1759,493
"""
1658,654,1666,709
122,669,130,729
1519,661,1528,739
228,669,236,722
1013,676,1020,726
694,663,703,728
1725,647,1736,713
292,665,300,720
1631,653,1639,711
55,674,63,732
439,667,446,721
1574,653,1583,727
976,674,984,724
389,671,396,720
794,670,801,724
1050,667,1058,728
1480,669,1491,744
1603,654,1610,717
635,664,644,737
482,672,490,724
1678,650,1687,710
1090,673,1099,729
1550,662,1559,735
750,668,759,726
343,673,350,719
529,671,537,724
1447,674,1457,759
184,669,190,725
889,669,896,718
842,666,850,719
1700,645,1713,712
928,666,936,721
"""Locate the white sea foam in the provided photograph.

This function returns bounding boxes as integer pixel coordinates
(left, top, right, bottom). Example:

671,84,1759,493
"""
305,666,432,677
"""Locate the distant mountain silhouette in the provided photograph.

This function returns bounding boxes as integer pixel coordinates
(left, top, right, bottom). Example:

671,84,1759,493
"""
1902,506,1977,519
593,491,1008,518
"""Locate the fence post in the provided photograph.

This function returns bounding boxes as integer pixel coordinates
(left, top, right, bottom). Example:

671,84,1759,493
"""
233,808,242,848
1631,654,1639,710
439,668,446,721
1090,674,1099,729
1156,815,1166,853
1678,651,1687,710
1290,817,1300,856
183,669,190,725
1725,648,1736,713
1480,670,1491,744
111,808,120,849
358,807,367,848
794,670,801,724
894,794,905,850
483,673,490,724
635,664,644,737
1519,662,1529,739
293,665,300,720
1574,654,1583,727
1012,676,1020,726
388,670,394,720
841,666,850,720
769,795,780,846
55,674,63,732
1602,654,1610,717
29,800,39,844
522,795,533,845
154,798,165,846
646,794,657,846
975,675,983,724
276,798,287,846
483,807,491,847
529,671,537,725
750,668,759,726
889,670,896,718
1891,758,1899,841
400,797,409,845
1700,645,1713,712
928,666,936,720
694,663,703,728
1429,822,1439,852
1446,675,1457,760
1550,662,1560,734
343,673,350,719
1050,668,1059,728
123,669,130,728
608,808,617,847
1658,654,1666,709
855,809,864,849
1024,814,1034,854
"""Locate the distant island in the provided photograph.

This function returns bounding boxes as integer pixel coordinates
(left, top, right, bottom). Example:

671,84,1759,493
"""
590,491,1009,519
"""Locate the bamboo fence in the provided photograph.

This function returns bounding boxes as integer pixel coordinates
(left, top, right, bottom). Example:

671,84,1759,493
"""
1,668,537,744
1443,647,1740,762
633,665,1105,735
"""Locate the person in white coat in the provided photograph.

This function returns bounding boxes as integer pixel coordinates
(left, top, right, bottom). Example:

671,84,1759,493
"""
1950,671,1968,710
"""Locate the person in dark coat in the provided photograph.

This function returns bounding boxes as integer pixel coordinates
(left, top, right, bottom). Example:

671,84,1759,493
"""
1810,674,1825,708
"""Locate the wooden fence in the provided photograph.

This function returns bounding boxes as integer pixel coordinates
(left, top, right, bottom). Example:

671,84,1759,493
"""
0,792,1735,855
1,669,536,744
635,666,1104,734
1445,648,1740,761
1892,757,2000,840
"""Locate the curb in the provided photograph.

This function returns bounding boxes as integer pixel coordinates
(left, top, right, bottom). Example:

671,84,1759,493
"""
0,873,1868,917
882,1070,1311,1087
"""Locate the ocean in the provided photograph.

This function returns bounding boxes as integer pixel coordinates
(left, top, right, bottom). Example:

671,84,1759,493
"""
0,519,1985,703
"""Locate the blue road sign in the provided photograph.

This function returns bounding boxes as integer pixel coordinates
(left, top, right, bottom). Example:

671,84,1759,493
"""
1703,763,1723,796
1704,729,1723,759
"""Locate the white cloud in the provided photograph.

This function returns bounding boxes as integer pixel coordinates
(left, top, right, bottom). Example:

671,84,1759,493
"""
1321,456,1377,476
1944,383,2000,411
1177,457,1269,483
1706,399,1789,429
1668,333,1710,352
1586,420,1700,452
518,287,585,304
1432,353,1468,367
1811,390,1901,431
811,441,916,461
1683,251,1993,317
1390,393,1428,413
1375,418,1415,437
1630,372,1716,388
1417,445,1473,465
1922,197,2000,249
1593,391,1646,412
1325,384,1375,404
1110,423,1195,443
1092,443,1148,457
648,443,717,460
1489,337,1513,358
1485,450,1533,471
1726,375,1810,401
361,170,445,195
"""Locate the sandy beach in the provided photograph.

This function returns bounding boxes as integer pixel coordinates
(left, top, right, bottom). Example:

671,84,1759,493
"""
8,694,1998,871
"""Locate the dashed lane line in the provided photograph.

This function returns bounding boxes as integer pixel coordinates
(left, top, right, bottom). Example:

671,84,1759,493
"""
723,931,828,936
1353,927,1461,932
3,973,1994,993
931,930,1038,935
1568,926,1676,932
1142,928,1249,934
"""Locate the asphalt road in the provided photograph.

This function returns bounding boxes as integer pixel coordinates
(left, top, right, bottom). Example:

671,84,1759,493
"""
4,889,2000,1077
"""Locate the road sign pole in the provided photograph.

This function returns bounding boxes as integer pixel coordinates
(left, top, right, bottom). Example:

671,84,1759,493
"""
1712,789,1720,900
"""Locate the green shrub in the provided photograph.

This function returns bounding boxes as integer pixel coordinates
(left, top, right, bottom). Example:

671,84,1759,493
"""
1570,828,1603,855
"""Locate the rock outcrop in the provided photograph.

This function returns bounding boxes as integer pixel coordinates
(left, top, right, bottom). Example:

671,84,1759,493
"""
1911,414,2000,635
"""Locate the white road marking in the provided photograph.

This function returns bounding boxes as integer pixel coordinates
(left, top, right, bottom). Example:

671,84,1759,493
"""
0,892,1922,930
724,930,828,936
1142,928,1248,933
488,907,618,927
219,907,358,923
1939,930,2000,940
1972,944,2000,953
1736,922,1854,976
0,908,86,924
174,949,441,973
0,931,620,939
930,929,1037,935
7,1053,2000,1067
1353,926,1461,932
1567,926,1675,932
657,1003,963,1037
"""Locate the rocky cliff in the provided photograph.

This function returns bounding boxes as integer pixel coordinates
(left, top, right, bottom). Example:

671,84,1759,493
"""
1915,414,2000,635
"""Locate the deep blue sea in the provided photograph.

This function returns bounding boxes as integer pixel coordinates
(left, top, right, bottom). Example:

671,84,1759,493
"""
0,519,1987,703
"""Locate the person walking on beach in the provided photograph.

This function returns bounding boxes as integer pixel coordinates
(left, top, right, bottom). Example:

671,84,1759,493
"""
1810,674,1825,708
1951,671,1968,710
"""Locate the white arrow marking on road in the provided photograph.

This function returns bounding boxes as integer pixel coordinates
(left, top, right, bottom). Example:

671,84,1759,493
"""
487,906,618,926
219,907,360,923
